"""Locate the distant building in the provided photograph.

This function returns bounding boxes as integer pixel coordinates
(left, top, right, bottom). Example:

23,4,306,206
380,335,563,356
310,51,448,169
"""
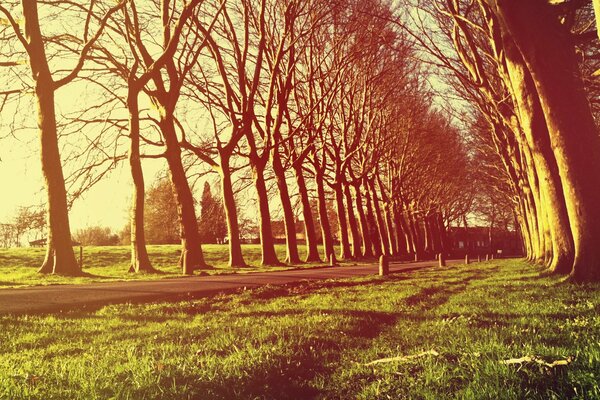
447,227,522,256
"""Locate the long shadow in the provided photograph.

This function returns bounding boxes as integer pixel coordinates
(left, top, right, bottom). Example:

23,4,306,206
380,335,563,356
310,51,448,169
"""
404,281,469,311
169,308,399,400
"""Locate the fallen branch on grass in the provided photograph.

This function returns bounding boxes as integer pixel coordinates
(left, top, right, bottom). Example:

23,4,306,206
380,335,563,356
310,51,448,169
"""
364,350,440,366
500,356,573,368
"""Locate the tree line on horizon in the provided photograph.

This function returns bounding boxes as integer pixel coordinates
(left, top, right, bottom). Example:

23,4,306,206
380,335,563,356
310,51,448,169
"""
4,0,597,282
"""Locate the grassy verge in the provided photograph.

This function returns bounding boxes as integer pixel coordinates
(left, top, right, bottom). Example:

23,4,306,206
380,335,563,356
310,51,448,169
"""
1,259,599,399
0,244,346,288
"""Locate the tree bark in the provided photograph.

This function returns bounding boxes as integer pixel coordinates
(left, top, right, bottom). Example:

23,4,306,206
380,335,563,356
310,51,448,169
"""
500,27,574,274
333,184,351,260
344,183,362,258
251,160,280,265
370,179,390,256
315,172,335,261
354,184,373,258
23,1,80,275
272,152,300,264
159,114,207,274
364,181,382,257
219,153,246,267
294,165,321,262
127,82,154,273
492,0,600,281
392,204,409,256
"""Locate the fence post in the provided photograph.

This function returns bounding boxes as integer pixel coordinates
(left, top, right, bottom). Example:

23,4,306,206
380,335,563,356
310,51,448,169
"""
79,246,83,269
465,254,470,265
379,255,389,276
439,253,446,267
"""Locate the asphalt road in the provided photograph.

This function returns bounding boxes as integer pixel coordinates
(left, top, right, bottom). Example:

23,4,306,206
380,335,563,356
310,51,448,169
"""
0,259,462,315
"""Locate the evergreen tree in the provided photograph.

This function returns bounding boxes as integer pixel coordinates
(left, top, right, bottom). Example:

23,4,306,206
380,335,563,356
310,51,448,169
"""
199,182,227,243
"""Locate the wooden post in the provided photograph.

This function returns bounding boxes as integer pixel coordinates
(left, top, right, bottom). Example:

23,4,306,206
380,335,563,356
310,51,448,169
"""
329,254,336,267
439,253,446,267
79,246,83,269
414,252,419,262
486,254,490,261
465,254,470,265
379,255,389,276
477,255,481,262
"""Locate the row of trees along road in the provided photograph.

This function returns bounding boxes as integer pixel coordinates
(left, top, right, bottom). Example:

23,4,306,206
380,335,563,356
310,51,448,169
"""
411,0,600,281
4,0,598,281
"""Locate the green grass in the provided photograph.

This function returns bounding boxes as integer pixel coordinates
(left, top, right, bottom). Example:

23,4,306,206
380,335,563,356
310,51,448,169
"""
1,259,599,399
0,244,344,288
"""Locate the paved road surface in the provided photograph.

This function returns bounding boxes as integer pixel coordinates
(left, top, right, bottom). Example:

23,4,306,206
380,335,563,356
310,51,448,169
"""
0,259,462,315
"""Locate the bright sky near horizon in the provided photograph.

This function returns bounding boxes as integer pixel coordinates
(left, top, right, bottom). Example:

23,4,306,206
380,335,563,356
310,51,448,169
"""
0,136,149,232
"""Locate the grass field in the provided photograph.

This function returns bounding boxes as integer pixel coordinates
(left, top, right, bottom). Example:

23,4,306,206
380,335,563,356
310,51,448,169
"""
1,259,599,399
0,244,344,288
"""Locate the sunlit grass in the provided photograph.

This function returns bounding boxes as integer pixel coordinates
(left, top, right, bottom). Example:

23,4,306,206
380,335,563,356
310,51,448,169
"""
0,244,344,288
1,259,599,398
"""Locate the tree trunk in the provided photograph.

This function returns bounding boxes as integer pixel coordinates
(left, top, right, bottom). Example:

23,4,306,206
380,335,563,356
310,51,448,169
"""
272,152,300,264
501,30,574,274
344,183,362,258
393,204,409,256
370,179,390,256
334,184,351,260
294,165,321,262
315,173,335,261
251,161,280,265
493,0,600,281
159,115,207,274
383,203,398,256
23,1,80,275
364,182,381,257
219,153,246,267
354,184,373,258
437,213,448,254
127,83,154,273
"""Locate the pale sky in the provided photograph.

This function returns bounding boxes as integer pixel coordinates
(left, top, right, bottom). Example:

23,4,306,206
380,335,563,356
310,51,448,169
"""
0,135,163,232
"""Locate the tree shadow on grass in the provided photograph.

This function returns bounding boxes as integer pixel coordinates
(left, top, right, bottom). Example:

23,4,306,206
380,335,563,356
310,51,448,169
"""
404,281,468,311
244,274,413,301
151,308,399,400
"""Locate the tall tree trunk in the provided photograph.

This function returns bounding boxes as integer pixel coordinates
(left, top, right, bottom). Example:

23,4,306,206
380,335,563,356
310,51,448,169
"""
315,173,335,261
354,184,373,258
501,30,574,274
272,153,300,264
251,160,280,265
437,213,448,254
127,82,154,273
294,165,321,262
344,183,362,258
383,203,398,256
493,0,600,281
364,182,382,257
219,152,246,267
409,214,423,257
334,184,351,260
23,1,79,275
370,180,390,256
393,204,409,255
159,115,207,274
